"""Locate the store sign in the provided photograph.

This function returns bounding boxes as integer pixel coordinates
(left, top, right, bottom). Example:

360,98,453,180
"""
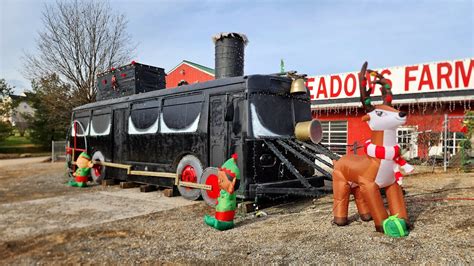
307,58,474,105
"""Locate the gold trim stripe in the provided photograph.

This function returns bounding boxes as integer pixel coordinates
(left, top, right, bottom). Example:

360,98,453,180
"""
129,170,176,179
92,161,178,183
179,181,212,190
98,161,132,171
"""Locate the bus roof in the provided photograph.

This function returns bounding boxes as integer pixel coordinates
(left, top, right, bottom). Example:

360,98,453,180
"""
73,74,292,111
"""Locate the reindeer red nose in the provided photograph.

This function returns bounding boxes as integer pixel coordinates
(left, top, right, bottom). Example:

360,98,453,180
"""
399,112,407,118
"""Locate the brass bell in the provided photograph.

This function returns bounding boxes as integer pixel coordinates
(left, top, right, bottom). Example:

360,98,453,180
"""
290,78,307,94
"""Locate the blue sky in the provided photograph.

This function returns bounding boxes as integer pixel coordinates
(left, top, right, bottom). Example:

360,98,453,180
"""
1,0,473,94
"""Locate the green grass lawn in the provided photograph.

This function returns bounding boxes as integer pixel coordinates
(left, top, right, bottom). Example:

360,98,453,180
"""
0,135,34,147
0,135,50,154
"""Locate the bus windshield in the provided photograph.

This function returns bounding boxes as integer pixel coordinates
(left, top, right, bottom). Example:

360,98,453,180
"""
250,93,309,138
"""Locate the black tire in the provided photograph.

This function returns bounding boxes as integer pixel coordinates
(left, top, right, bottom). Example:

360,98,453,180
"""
176,155,203,200
91,151,106,184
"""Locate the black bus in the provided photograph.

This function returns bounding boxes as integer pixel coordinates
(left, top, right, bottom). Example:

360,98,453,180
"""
67,73,337,206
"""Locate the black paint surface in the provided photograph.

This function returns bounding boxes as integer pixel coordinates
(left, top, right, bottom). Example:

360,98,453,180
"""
97,63,166,101
69,74,325,199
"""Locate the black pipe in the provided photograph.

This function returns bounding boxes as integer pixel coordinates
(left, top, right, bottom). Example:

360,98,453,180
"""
213,32,248,79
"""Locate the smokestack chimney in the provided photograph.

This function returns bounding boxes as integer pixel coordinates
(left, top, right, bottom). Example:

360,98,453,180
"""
212,32,248,79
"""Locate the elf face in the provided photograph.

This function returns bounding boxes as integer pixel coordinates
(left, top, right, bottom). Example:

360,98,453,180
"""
76,155,93,169
217,170,236,194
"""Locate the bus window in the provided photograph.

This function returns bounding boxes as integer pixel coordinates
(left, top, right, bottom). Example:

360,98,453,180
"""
90,110,111,136
250,93,294,137
160,95,202,133
71,111,90,136
129,100,160,135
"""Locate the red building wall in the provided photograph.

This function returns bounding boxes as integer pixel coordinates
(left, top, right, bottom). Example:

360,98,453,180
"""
166,64,214,88
315,110,371,155
314,104,467,157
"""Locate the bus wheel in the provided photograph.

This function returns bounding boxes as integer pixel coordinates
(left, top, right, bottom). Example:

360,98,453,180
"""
91,151,106,184
176,155,203,201
199,167,220,207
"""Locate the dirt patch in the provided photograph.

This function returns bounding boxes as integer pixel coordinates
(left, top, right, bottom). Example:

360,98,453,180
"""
0,160,88,204
0,160,472,264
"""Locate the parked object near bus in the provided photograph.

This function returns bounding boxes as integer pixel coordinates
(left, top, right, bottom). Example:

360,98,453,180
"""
332,62,412,236
66,33,338,205
68,152,93,187
204,154,240,231
96,62,166,101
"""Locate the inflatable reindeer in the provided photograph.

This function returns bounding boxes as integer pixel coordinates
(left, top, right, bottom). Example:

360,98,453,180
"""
332,62,413,234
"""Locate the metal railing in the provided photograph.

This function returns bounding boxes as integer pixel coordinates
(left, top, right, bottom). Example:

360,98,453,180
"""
51,140,66,162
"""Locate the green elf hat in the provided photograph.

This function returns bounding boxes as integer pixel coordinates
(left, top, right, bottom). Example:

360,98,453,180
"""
219,153,240,180
79,152,91,160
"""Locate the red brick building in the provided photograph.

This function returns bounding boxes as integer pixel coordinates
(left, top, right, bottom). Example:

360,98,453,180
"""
307,58,474,159
166,60,214,88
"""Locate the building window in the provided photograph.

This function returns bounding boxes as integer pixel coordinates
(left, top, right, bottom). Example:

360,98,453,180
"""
445,132,465,156
321,121,348,155
397,127,418,159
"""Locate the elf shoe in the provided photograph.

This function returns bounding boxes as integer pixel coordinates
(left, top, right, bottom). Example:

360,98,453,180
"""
68,180,78,187
204,215,234,231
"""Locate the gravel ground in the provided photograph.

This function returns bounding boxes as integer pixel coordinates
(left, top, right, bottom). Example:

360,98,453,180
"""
0,159,472,264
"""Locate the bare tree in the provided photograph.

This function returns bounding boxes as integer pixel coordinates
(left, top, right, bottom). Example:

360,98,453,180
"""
23,0,136,103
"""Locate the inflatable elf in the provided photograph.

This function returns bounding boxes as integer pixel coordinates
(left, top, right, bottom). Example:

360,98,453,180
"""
68,152,93,187
204,153,240,231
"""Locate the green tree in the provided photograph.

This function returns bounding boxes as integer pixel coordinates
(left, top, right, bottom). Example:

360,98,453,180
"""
27,74,74,147
0,79,14,141
0,121,13,142
460,111,474,172
0,79,14,117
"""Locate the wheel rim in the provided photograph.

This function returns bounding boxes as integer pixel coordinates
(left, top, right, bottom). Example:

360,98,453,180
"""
199,167,220,207
176,155,203,201
93,164,101,177
91,151,105,183
205,174,219,202
182,165,197,190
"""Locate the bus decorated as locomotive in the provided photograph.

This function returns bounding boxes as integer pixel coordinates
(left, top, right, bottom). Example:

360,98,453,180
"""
66,33,337,206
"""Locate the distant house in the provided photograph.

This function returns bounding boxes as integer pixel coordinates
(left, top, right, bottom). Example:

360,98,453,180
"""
166,60,215,88
2,93,35,135
10,94,34,122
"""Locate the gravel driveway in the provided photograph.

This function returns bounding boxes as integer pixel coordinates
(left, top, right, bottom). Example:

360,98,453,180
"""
0,159,472,264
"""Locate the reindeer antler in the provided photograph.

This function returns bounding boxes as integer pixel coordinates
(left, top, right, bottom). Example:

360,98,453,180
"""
367,69,393,106
359,62,374,112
